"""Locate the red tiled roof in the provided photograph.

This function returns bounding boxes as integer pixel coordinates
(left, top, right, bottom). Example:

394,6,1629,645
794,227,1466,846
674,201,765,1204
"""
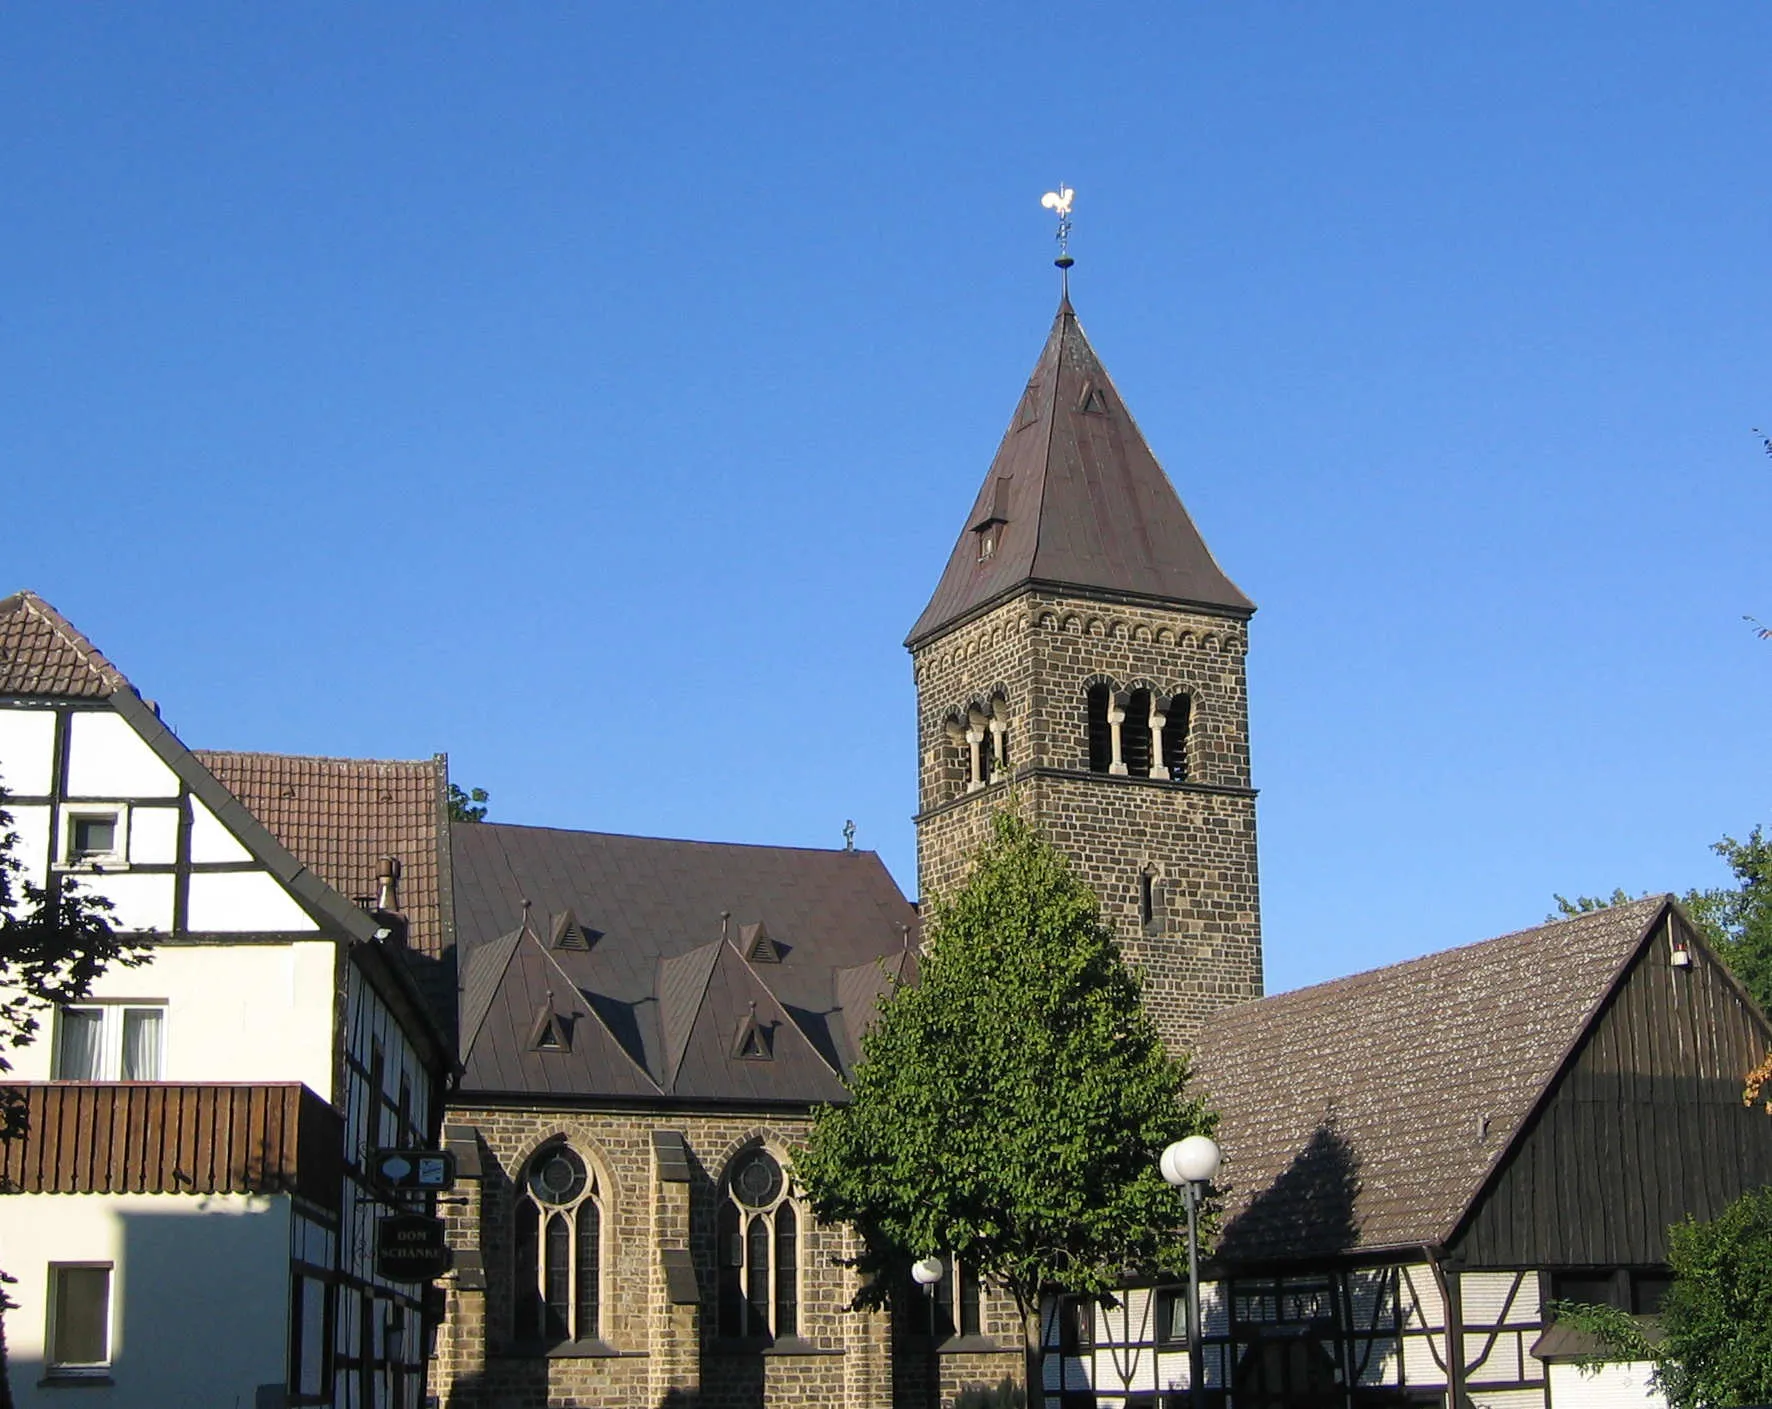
195,751,451,1026
0,591,131,699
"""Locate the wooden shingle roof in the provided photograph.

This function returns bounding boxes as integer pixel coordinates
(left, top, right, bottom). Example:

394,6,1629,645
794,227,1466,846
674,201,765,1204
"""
906,301,1252,648
1196,896,1672,1266
0,591,131,699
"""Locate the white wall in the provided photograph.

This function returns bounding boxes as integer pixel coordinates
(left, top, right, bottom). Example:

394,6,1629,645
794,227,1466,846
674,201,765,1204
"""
1548,1362,1666,1409
5,941,341,1098
1,1191,291,1409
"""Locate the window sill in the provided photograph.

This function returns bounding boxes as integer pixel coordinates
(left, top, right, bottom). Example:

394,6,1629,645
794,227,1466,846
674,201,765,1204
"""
711,1336,843,1357
38,1373,115,1388
934,1335,1015,1355
498,1339,640,1359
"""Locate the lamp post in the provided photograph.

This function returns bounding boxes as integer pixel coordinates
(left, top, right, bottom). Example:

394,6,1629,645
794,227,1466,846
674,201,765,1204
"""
1161,1135,1221,1409
912,1256,945,1409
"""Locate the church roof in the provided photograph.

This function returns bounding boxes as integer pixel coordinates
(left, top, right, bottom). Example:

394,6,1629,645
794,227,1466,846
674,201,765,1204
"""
906,300,1252,648
1195,896,1676,1266
452,822,919,1104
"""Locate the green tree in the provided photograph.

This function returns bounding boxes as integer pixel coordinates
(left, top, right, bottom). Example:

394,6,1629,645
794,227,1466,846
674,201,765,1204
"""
0,781,148,1409
1553,1185,1772,1409
1683,829,1772,1015
446,783,489,823
796,811,1214,1405
1549,888,1638,920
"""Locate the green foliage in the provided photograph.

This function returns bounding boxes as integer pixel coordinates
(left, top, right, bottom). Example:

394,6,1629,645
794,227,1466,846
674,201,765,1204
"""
446,783,490,823
1545,1299,1660,1373
797,812,1212,1397
1682,828,1772,1015
1657,1184,1772,1409
0,782,147,1076
1550,888,1636,921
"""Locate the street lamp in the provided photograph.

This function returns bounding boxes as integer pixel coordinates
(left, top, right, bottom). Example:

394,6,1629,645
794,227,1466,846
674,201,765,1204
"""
912,1257,946,1409
1160,1136,1221,1409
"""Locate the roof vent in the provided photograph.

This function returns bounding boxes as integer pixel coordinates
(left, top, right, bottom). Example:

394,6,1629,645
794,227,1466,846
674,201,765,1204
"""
1078,382,1109,415
732,1003,773,1061
1015,380,1040,430
528,994,572,1053
551,908,594,952
739,921,781,964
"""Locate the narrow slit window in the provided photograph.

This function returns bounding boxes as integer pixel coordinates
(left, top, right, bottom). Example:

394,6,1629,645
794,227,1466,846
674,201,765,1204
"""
1140,870,1155,925
1086,685,1113,773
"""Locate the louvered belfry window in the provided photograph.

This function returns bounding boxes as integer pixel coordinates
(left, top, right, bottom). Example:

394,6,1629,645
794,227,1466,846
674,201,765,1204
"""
1164,692,1191,781
514,1144,601,1345
1122,689,1154,776
718,1148,799,1341
1086,684,1114,773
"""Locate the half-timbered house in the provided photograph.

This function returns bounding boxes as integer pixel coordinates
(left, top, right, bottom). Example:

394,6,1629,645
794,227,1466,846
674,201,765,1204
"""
0,591,454,1409
1049,895,1772,1409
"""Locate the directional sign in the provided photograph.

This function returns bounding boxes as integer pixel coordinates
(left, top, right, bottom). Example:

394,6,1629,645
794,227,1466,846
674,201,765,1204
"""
372,1147,456,1193
376,1213,452,1281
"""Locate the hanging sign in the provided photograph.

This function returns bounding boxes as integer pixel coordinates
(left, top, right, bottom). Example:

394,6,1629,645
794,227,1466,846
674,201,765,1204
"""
371,1148,456,1193
376,1213,452,1281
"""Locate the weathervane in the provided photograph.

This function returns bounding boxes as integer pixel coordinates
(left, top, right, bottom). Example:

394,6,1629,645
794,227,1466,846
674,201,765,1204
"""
1041,185,1076,294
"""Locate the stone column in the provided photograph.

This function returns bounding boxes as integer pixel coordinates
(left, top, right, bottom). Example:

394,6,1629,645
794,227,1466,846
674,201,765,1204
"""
1148,696,1168,780
1108,692,1128,775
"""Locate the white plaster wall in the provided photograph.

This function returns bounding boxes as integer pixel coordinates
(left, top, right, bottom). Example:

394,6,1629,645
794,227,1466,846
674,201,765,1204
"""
3,941,339,1096
0,1191,290,1409
189,796,251,863
64,712,178,798
1548,1362,1666,1409
0,708,56,795
125,806,179,865
5,802,51,891
187,870,319,933
72,872,175,935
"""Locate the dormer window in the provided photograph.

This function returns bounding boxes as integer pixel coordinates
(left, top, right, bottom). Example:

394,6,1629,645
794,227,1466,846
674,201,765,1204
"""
976,526,997,562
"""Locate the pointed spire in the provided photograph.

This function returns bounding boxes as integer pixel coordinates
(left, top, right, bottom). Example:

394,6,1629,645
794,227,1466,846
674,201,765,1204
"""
906,302,1252,647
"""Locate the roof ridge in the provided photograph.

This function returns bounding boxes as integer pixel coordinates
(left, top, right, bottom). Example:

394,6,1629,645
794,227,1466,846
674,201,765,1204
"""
1215,894,1673,1018
470,818,878,857
192,748,439,770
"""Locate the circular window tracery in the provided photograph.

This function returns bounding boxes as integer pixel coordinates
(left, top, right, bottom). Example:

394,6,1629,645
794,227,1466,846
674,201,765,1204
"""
528,1145,588,1206
732,1148,783,1209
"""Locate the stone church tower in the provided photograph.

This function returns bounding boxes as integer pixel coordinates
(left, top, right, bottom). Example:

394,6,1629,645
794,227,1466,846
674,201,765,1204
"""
907,296,1263,1047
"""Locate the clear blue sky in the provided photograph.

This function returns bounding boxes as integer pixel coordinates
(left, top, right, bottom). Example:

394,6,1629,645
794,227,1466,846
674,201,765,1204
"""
6,5,1770,994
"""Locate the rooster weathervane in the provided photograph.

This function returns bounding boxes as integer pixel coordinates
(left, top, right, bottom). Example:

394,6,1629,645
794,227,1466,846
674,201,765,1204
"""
1042,185,1076,294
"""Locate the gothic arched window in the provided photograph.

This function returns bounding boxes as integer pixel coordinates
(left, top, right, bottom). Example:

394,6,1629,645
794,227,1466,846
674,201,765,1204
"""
717,1148,799,1342
514,1144,601,1346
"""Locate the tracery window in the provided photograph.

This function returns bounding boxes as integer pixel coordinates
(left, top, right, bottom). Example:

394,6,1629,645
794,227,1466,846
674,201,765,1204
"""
514,1144,601,1345
717,1148,799,1341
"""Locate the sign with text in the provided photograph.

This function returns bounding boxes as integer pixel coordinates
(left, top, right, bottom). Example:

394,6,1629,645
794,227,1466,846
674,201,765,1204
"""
372,1148,456,1193
376,1213,452,1282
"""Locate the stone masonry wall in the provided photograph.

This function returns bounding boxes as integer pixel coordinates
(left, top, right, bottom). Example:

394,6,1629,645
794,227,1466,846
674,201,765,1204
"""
429,1105,892,1409
912,589,1263,1050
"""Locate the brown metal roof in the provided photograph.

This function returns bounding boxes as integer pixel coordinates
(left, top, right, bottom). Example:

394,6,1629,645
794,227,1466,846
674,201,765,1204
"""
906,301,1253,647
453,823,918,1104
0,591,131,699
1194,896,1670,1266
195,750,453,1032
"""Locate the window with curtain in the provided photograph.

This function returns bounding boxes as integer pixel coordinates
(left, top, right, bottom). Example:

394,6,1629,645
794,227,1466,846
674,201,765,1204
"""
513,1144,601,1345
717,1147,799,1342
53,1005,163,1080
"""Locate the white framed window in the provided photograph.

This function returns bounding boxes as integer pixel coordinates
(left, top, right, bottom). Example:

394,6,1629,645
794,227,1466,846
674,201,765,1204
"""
54,1004,165,1080
47,1263,112,1376
717,1147,799,1341
513,1144,602,1346
57,804,129,869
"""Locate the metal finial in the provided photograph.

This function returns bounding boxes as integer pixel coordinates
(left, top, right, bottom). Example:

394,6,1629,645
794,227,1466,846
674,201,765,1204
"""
1041,185,1076,295
843,819,856,853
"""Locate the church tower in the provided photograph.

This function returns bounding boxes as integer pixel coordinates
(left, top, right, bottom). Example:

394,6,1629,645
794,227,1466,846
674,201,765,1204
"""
907,297,1263,1048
